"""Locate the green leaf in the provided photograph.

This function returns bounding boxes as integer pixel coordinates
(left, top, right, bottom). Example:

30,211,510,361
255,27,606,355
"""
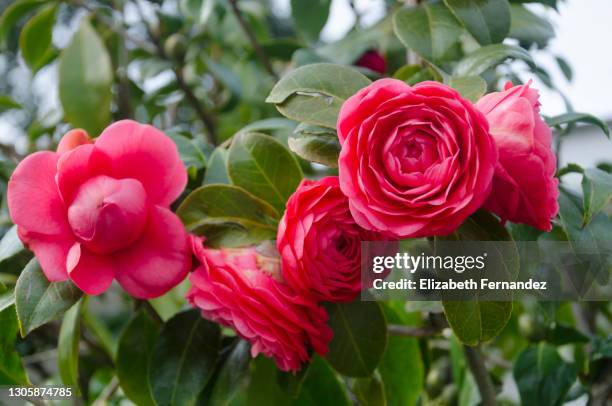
0,226,25,265
204,147,230,185
180,0,215,27
581,168,612,225
444,0,510,45
208,340,251,406
509,4,554,48
167,131,208,173
325,300,387,377
19,4,57,71
0,95,22,113
379,304,423,406
228,132,303,214
15,259,83,336
117,310,160,406
149,309,221,406
591,335,612,361
58,297,84,389
437,211,518,345
290,0,331,43
555,56,572,82
353,372,386,406
0,0,46,49
513,343,577,406
393,3,463,62
238,118,297,135
266,63,371,129
448,76,487,102
177,184,278,247
293,356,349,405
453,43,535,76
544,324,589,346
59,19,112,136
289,123,340,167
0,286,14,314
546,112,610,138
0,290,28,385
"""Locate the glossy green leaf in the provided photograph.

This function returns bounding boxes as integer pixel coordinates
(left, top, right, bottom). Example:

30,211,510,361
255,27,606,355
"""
513,343,577,406
117,310,160,406
444,0,510,45
449,76,487,102
438,211,518,345
228,132,303,214
453,43,535,76
238,118,297,135
546,112,610,138
0,0,47,48
204,148,230,185
19,4,57,71
289,124,340,167
0,286,28,385
149,309,221,406
393,3,463,62
326,300,387,377
266,63,371,129
509,4,554,48
58,297,84,389
293,356,349,406
208,340,251,406
291,0,331,42
167,131,208,173
15,259,83,336
379,304,423,406
246,357,292,405
177,184,278,247
353,372,386,406
59,19,112,136
581,168,612,225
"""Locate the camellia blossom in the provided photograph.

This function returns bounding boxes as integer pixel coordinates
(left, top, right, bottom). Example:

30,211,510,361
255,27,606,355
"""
277,176,386,302
8,120,191,298
476,81,559,231
355,50,387,75
337,79,497,238
187,238,332,372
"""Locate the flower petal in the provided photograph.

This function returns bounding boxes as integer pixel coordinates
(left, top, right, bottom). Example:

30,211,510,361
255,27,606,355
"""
114,206,190,299
57,129,92,155
19,229,73,282
95,120,187,206
66,242,114,295
56,144,113,204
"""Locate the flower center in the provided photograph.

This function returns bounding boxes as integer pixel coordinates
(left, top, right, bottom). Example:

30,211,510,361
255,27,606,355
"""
67,175,148,254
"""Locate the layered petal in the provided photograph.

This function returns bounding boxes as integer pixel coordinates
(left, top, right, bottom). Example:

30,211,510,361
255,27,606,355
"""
19,229,73,282
56,129,92,155
66,242,115,295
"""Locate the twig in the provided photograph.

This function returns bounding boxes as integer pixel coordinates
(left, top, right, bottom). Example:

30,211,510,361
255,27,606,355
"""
92,376,119,406
387,324,442,338
227,0,278,80
464,345,497,406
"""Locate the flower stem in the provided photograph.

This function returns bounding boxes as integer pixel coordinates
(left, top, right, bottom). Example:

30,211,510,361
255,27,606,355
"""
464,345,497,406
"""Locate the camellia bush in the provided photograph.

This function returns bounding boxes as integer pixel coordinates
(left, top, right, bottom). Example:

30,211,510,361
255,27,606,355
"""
0,0,611,405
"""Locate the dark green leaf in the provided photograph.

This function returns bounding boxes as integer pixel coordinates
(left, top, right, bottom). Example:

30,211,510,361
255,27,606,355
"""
393,3,463,62
117,310,160,406
509,5,554,48
19,4,57,71
238,118,297,135
246,357,292,405
444,0,510,45
289,123,340,167
228,132,303,214
15,259,83,336
544,324,589,346
208,340,251,406
0,0,46,49
59,19,112,136
0,302,28,385
513,343,577,406
353,373,386,406
57,298,84,389
555,56,572,82
448,76,487,102
438,211,518,345
581,168,612,225
293,356,349,405
453,44,535,76
290,0,331,43
591,336,612,361
149,309,221,406
266,63,371,129
326,300,387,377
546,112,610,138
177,184,278,247
204,148,230,185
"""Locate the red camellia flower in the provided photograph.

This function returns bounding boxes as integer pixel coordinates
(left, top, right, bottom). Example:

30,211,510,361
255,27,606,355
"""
476,81,559,231
277,176,386,302
8,120,191,298
187,238,332,372
337,79,497,238
355,50,387,75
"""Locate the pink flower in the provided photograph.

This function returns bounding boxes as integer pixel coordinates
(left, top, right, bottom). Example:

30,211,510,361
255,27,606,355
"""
187,239,332,372
8,120,191,298
355,50,387,75
337,79,497,238
277,176,385,302
476,82,558,231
